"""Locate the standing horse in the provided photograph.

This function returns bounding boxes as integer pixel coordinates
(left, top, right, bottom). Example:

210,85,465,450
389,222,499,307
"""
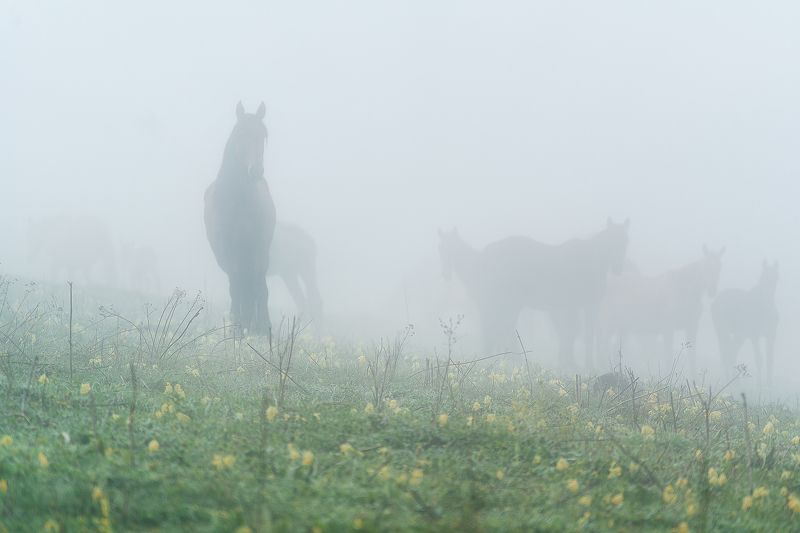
204,102,276,335
711,261,778,385
269,222,324,331
598,245,725,367
438,218,629,368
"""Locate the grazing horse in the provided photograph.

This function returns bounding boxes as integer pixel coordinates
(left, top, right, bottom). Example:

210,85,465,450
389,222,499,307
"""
598,245,725,366
438,218,630,368
269,222,324,331
711,261,778,385
204,102,276,335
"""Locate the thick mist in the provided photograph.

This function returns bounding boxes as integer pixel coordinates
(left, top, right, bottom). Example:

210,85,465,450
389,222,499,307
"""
2,1,798,389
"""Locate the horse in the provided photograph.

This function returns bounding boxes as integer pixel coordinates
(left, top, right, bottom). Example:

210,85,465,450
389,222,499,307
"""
268,222,323,331
204,102,277,335
711,260,778,385
438,218,630,368
597,245,725,369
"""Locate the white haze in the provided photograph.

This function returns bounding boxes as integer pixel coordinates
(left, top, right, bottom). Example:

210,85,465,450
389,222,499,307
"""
2,1,798,389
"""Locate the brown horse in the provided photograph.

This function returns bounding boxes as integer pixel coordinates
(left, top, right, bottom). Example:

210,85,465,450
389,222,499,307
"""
438,219,630,368
711,260,778,385
598,245,725,367
204,102,276,335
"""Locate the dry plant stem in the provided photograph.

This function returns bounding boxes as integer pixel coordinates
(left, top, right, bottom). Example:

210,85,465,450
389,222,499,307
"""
68,281,73,381
742,392,754,492
515,330,534,398
20,354,38,416
128,362,137,468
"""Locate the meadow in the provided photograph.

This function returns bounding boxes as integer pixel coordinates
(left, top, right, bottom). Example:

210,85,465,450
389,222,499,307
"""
1,279,799,532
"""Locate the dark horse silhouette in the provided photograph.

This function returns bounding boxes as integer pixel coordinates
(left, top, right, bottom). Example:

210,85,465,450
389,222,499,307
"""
711,260,778,385
205,102,276,334
597,245,725,368
269,222,324,331
438,219,629,368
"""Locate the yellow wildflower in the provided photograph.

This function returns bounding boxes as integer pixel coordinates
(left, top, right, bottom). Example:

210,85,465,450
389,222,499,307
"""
0,479,7,495
92,486,103,501
175,412,191,423
163,382,173,394
148,439,159,453
485,413,496,423
484,395,492,407
611,492,624,506
676,477,688,488
578,495,592,506
788,493,800,513
38,374,49,385
38,451,49,468
752,486,769,499
686,502,697,516
410,468,424,485
578,511,591,529
673,522,689,533
265,406,278,422
212,454,223,469
556,458,569,472
174,383,185,399
378,465,391,481
742,495,753,511
223,454,236,468
340,442,355,455
663,484,677,504
43,520,60,532
80,383,91,395
472,401,481,411
302,451,315,466
723,450,735,461
567,479,579,492
288,443,300,461
364,402,375,414
608,462,622,479
792,435,800,445
641,425,655,440
533,454,542,465
763,421,775,435
782,470,793,481
353,517,364,530
0,435,12,446
628,462,640,473
437,413,449,427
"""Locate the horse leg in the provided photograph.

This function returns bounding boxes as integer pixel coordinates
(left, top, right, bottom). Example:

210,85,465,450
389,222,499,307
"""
765,329,776,387
254,272,271,337
282,273,307,319
583,306,598,372
228,272,245,333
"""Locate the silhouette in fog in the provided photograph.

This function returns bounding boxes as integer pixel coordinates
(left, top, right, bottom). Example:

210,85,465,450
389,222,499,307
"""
121,242,161,294
269,222,323,331
27,215,117,286
438,218,629,368
598,245,725,366
712,260,778,385
204,102,276,335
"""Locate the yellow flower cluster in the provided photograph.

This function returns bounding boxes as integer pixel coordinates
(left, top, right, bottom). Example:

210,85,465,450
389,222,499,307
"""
148,439,160,453
212,454,236,470
437,413,449,427
556,458,569,472
641,425,655,440
607,462,622,479
662,484,677,504
38,451,49,468
80,383,91,395
265,406,278,422
566,479,579,492
707,468,727,487
0,435,12,446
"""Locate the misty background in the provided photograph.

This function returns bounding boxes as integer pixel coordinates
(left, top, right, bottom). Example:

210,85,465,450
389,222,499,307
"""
2,2,797,385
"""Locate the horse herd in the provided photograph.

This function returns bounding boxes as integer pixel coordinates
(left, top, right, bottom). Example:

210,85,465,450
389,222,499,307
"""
203,103,779,384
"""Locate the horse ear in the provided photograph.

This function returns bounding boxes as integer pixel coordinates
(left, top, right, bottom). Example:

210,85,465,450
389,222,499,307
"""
256,102,266,119
236,101,245,120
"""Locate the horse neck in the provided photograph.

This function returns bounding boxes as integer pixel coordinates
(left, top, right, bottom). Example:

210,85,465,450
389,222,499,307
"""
580,232,615,274
450,241,482,284
218,131,252,180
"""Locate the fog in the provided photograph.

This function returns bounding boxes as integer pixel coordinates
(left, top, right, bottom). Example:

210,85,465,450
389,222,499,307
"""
2,2,798,388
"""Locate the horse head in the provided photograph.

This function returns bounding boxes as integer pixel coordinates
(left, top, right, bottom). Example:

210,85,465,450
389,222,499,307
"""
438,228,463,281
602,217,630,275
701,244,725,297
225,101,268,179
759,259,779,295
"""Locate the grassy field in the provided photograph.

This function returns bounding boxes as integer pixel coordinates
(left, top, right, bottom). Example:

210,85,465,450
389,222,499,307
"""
1,281,799,532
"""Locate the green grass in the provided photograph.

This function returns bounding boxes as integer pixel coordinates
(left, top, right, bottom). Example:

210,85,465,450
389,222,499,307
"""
1,283,800,532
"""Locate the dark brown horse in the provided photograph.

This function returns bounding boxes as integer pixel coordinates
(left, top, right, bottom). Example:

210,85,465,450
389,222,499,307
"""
711,260,778,385
204,102,276,334
438,219,630,368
